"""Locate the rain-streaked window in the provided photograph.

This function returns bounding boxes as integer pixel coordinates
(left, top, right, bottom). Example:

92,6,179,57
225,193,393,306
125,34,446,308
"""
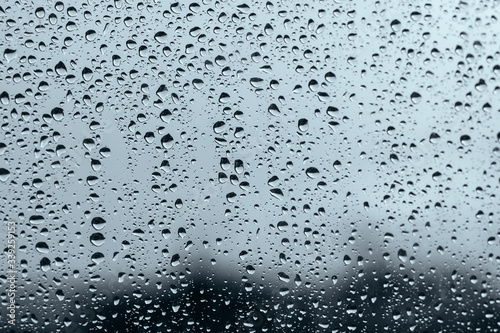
1,1,499,332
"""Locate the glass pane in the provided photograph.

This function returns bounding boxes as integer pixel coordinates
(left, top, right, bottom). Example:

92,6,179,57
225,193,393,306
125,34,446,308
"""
1,1,499,332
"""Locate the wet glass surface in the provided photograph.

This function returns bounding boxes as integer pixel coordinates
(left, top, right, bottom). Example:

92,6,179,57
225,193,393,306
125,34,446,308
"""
1,1,500,332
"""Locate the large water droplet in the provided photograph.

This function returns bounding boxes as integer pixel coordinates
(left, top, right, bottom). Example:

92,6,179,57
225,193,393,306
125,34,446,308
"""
268,103,280,116
3,49,17,62
298,118,309,132
51,107,64,121
91,217,106,230
91,252,105,264
390,19,402,31
219,93,230,103
305,167,320,178
171,254,180,267
90,233,106,246
161,134,174,149
35,242,50,253
55,61,67,75
192,79,204,90
0,168,11,182
460,134,471,145
398,249,407,262
82,138,96,150
410,92,422,104
82,67,93,81
40,257,51,271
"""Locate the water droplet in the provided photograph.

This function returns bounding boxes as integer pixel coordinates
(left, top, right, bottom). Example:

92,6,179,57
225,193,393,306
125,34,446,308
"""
29,215,45,224
86,176,98,186
264,23,274,35
308,80,319,91
156,85,168,100
234,159,244,174
250,77,264,88
90,233,106,246
226,192,237,202
35,242,50,253
213,121,227,134
460,134,471,145
475,79,487,92
3,49,17,62
40,257,51,271
55,61,67,75
91,252,105,264
305,167,319,178
246,265,256,274
325,72,336,83
220,157,231,171
298,118,309,132
410,11,422,21
54,1,64,11
192,79,204,90
82,138,96,151
175,199,183,209
162,229,171,239
34,7,45,18
429,132,441,144
99,147,111,157
218,92,231,104
85,30,97,41
398,249,407,262
0,168,11,182
154,31,168,43
91,159,101,171
432,171,442,181
51,107,64,121
390,19,402,31
91,217,106,230
0,92,10,105
160,109,173,123
410,92,422,104
270,188,284,199
277,272,290,282
317,92,330,102
268,103,280,116
161,134,174,149
82,67,93,81
171,254,180,267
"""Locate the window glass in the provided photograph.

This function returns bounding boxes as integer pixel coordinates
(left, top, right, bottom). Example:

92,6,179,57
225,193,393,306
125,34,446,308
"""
1,1,499,332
